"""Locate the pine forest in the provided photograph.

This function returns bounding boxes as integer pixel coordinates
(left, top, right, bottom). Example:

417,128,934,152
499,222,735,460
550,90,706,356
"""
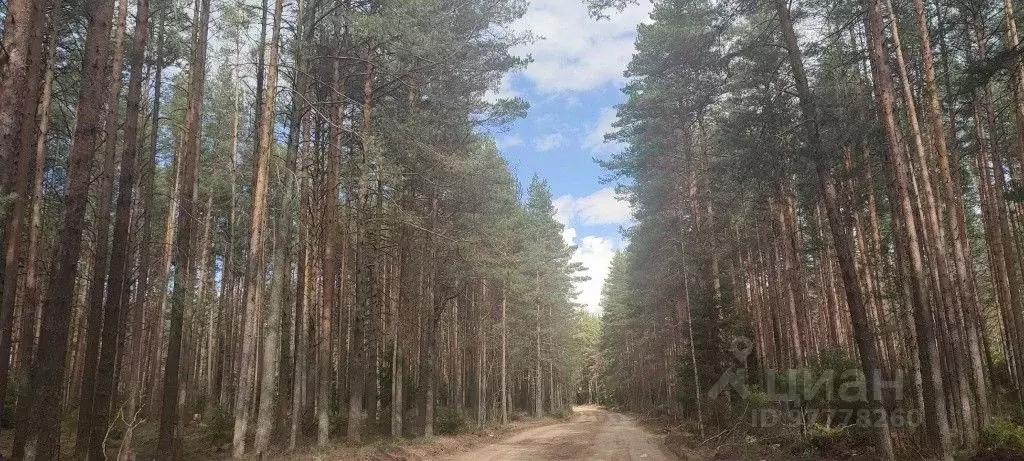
2,0,1024,459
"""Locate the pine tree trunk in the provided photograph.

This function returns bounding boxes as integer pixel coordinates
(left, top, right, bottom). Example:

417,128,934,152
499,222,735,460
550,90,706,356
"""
979,76,1024,396
289,177,311,449
779,184,807,365
0,0,48,416
149,96,181,414
156,0,211,453
255,162,293,453
501,284,508,425
860,0,952,455
534,271,542,417
317,53,344,448
418,196,440,438
348,53,377,444
252,2,289,452
391,317,403,436
770,0,896,456
1001,0,1024,168
89,0,149,457
138,19,167,418
236,0,284,452
839,149,887,369
476,280,487,427
7,34,46,382
974,80,1024,398
0,0,41,190
683,275,704,438
16,23,54,392
76,0,131,446
87,0,134,444
881,0,964,402
10,26,54,461
22,0,118,451
909,0,987,438
121,17,162,459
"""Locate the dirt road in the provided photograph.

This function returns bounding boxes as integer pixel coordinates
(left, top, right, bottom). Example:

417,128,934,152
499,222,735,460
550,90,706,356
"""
443,406,677,461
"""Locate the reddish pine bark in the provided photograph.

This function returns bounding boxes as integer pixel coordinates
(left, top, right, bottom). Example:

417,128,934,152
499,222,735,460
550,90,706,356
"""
21,0,119,452
89,0,150,456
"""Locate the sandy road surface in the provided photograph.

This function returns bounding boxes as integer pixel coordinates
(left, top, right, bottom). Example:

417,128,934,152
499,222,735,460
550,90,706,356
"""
442,406,676,461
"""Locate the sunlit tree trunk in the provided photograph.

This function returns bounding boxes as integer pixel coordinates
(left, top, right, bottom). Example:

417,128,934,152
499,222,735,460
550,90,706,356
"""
235,0,284,451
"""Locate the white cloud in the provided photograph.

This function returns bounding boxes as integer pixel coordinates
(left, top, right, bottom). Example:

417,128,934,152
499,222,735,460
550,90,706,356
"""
583,107,625,155
554,187,632,226
554,188,632,313
561,226,577,246
532,112,557,127
573,236,618,314
534,133,566,152
512,0,652,93
497,135,524,150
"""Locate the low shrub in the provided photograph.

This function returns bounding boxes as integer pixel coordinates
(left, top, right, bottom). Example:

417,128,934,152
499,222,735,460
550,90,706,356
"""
979,418,1024,453
435,407,467,435
202,407,232,448
549,406,573,420
330,411,348,437
791,423,873,459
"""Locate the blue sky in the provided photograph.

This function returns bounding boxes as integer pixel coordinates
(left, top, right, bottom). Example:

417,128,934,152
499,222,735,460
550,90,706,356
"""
487,0,653,314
